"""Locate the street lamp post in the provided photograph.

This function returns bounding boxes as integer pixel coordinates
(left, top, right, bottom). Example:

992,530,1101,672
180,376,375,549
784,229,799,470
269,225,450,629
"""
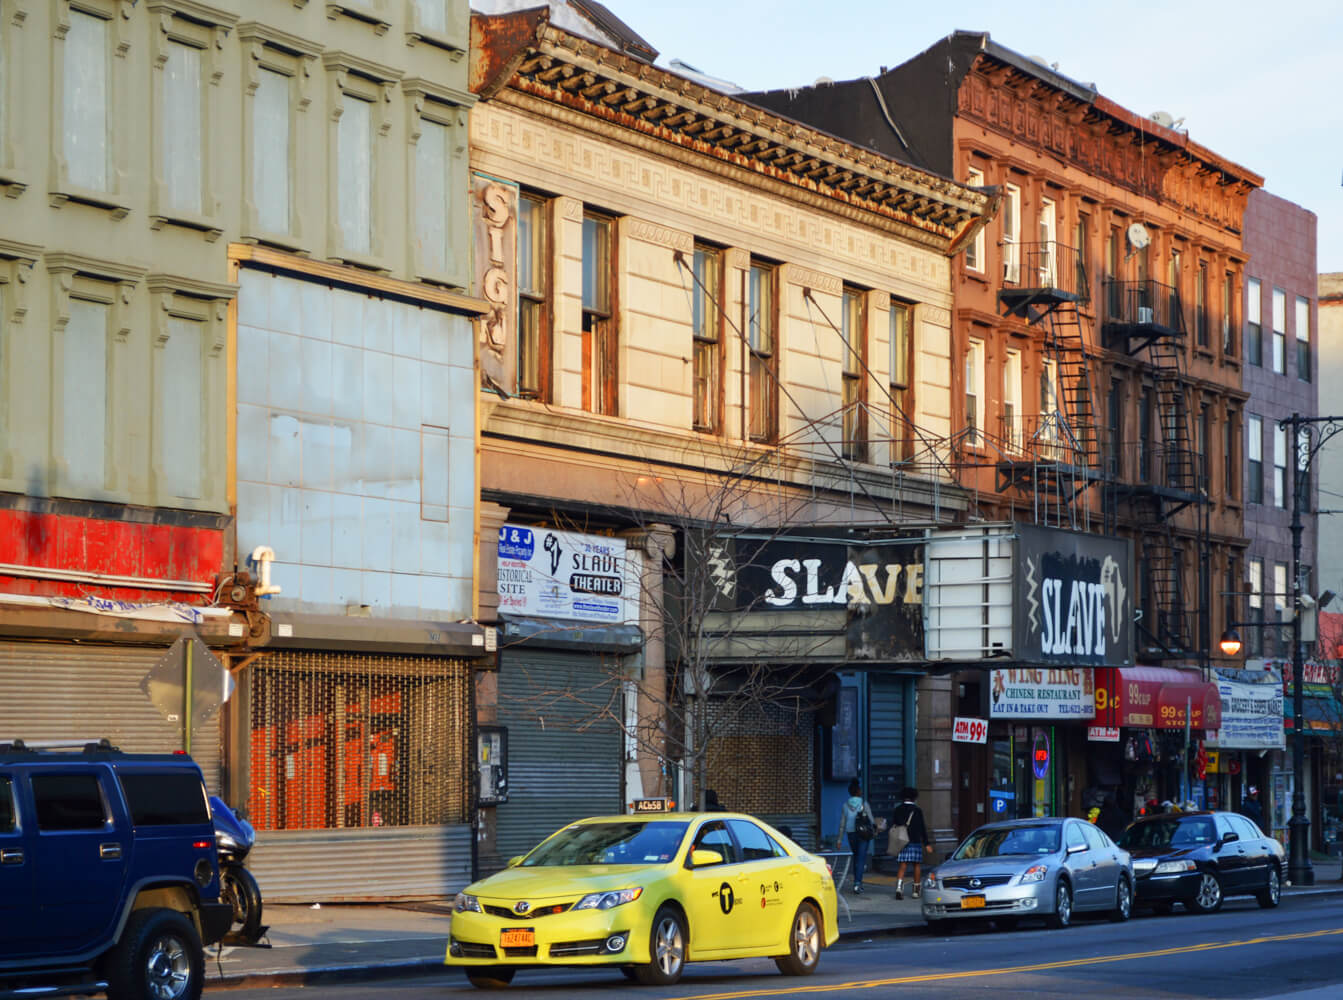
1283,413,1343,887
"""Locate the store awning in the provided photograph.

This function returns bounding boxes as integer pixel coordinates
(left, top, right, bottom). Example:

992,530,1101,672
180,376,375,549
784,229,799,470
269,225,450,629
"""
1094,666,1221,730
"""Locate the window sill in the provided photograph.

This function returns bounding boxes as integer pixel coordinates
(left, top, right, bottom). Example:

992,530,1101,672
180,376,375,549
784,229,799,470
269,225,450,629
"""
415,268,470,292
49,184,131,220
326,1,391,35
0,168,28,199
326,250,391,275
406,26,466,57
241,232,311,256
963,269,989,285
150,210,225,243
1194,348,1215,362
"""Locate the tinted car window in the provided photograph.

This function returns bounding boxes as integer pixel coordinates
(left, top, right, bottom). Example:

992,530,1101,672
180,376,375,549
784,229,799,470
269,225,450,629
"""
32,773,106,831
692,820,739,865
119,772,209,826
0,775,14,832
1228,815,1261,841
728,820,783,861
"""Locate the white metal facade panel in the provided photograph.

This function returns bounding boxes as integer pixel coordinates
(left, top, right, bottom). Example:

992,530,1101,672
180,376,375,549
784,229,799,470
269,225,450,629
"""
0,641,221,791
248,825,473,902
924,527,1014,660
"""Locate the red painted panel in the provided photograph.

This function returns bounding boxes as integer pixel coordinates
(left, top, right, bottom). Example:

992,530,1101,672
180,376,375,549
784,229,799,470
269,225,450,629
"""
0,511,24,563
142,527,174,579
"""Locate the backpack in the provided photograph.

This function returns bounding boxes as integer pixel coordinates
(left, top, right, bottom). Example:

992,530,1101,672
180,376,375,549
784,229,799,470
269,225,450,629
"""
854,805,875,841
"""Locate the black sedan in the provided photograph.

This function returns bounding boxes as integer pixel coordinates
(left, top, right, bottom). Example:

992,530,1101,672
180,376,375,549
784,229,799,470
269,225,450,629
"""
1117,810,1284,913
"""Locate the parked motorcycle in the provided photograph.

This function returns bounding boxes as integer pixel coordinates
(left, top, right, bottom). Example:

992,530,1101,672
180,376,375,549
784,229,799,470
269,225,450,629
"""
210,795,266,944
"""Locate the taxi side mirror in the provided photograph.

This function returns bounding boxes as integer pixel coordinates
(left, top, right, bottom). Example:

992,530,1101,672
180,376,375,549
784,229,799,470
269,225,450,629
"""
506,855,525,868
689,848,724,868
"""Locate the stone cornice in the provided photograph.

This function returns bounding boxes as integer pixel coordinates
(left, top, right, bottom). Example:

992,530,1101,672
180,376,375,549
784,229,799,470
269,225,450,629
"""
472,13,992,254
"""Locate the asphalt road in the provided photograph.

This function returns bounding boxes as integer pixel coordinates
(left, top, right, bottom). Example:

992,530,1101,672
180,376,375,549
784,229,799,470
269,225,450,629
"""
218,894,1343,1000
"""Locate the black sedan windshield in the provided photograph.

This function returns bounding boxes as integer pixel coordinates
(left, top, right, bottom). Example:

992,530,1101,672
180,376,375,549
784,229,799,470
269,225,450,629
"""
522,821,689,866
952,825,1060,859
1119,817,1216,850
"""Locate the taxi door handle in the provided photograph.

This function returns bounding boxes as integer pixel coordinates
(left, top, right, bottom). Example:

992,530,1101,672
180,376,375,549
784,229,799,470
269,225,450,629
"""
0,848,23,865
99,843,122,860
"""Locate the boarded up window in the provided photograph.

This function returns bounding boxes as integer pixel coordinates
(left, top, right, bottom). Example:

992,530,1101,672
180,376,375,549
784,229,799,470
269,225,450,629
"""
63,10,108,192
705,699,813,816
415,118,449,276
420,424,449,522
253,67,291,235
413,0,447,33
162,39,203,215
160,317,203,500
64,299,108,490
337,95,372,254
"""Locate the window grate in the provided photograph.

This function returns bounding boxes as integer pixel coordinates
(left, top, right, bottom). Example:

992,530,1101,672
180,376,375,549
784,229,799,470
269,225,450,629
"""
247,652,471,831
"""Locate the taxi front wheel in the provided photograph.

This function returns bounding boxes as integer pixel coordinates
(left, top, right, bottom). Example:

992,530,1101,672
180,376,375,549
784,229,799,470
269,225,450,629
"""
465,966,515,989
634,906,686,986
775,902,822,976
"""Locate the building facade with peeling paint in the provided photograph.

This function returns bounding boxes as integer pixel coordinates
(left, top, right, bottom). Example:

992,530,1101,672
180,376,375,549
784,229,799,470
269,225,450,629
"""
466,6,993,866
0,0,486,901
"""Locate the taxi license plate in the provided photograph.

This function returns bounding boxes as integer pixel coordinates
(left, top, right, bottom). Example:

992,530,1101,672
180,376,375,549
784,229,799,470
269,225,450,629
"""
500,928,535,947
960,895,986,910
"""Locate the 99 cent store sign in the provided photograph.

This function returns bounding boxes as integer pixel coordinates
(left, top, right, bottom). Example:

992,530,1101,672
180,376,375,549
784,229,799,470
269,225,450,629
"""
952,716,988,744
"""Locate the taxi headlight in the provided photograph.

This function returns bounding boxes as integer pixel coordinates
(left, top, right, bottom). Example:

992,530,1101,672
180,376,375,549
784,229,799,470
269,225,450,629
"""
574,887,643,911
453,892,482,913
1155,859,1197,875
1020,864,1048,884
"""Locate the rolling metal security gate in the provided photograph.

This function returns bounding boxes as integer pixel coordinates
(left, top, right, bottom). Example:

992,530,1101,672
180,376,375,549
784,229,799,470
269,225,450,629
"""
0,640,222,791
868,672,912,865
244,650,473,901
494,650,623,865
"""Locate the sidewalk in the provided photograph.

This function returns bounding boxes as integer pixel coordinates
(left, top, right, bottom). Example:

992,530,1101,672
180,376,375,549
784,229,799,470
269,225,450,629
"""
205,857,1343,991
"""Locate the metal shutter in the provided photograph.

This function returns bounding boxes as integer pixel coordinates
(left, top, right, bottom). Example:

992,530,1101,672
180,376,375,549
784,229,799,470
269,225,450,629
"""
493,650,623,864
868,673,910,865
0,640,221,791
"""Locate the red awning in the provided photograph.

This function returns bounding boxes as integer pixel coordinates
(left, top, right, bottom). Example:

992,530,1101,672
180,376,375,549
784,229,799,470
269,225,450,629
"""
1093,666,1221,730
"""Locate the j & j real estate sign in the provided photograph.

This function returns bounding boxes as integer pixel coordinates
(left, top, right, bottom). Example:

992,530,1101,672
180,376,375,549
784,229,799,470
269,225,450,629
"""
497,524,639,624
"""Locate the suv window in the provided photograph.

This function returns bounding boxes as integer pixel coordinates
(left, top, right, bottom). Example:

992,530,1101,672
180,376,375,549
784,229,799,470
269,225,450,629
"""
0,775,14,832
119,772,209,826
32,773,107,831
728,819,784,861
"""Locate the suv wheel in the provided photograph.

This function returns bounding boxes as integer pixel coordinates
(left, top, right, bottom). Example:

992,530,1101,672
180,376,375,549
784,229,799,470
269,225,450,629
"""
107,908,204,1000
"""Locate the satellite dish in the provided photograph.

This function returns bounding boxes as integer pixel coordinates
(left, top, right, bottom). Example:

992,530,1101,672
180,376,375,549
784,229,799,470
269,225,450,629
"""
1150,111,1175,128
1127,223,1150,251
814,76,834,86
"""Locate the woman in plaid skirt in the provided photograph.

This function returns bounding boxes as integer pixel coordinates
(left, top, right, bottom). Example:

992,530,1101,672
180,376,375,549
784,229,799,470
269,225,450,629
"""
890,787,931,900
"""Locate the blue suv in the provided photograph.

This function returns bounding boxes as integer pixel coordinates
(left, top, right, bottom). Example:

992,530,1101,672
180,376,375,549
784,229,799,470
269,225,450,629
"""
0,740,232,1000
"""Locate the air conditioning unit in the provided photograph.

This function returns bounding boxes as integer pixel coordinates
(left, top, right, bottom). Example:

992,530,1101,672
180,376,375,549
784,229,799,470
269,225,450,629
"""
1137,306,1154,324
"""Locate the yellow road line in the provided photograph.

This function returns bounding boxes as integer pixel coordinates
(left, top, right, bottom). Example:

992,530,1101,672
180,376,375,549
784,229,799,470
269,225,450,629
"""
684,926,1343,1000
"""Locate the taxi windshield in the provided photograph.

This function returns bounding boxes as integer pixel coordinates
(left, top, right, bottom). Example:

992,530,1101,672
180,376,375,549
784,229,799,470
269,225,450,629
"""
952,825,1060,859
522,821,689,867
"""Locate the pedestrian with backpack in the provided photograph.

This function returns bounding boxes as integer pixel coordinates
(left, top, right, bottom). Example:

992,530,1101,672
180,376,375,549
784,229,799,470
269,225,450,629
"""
889,786,931,900
836,779,876,893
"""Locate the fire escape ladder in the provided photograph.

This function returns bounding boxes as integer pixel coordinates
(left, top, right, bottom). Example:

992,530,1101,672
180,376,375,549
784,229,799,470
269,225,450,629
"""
1141,522,1188,656
1146,335,1196,496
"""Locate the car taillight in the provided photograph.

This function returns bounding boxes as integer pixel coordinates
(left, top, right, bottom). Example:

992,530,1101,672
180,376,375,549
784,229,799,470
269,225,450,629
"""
825,862,834,876
192,840,212,850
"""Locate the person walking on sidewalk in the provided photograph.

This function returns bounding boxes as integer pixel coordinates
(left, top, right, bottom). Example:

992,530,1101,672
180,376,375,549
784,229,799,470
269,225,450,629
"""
890,787,931,900
836,780,876,894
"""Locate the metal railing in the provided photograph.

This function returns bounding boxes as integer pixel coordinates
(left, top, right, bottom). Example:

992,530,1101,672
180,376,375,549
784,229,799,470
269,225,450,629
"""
1000,241,1090,302
1101,279,1186,333
998,412,1087,465
1103,440,1205,492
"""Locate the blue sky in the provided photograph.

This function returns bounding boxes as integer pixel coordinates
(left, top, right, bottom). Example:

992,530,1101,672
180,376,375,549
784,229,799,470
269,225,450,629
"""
620,0,1342,273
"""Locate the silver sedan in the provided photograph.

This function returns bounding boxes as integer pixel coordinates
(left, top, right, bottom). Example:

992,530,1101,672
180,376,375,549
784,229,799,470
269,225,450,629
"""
922,817,1134,930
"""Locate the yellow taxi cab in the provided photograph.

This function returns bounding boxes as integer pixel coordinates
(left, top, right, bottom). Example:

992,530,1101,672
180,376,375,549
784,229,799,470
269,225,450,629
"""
445,810,838,988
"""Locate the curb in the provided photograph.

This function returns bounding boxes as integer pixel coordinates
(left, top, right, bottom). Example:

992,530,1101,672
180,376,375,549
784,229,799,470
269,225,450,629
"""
205,886,1343,991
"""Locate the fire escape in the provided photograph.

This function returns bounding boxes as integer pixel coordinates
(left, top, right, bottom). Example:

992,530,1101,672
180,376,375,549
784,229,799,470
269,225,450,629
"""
996,241,1100,531
1100,278,1206,661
